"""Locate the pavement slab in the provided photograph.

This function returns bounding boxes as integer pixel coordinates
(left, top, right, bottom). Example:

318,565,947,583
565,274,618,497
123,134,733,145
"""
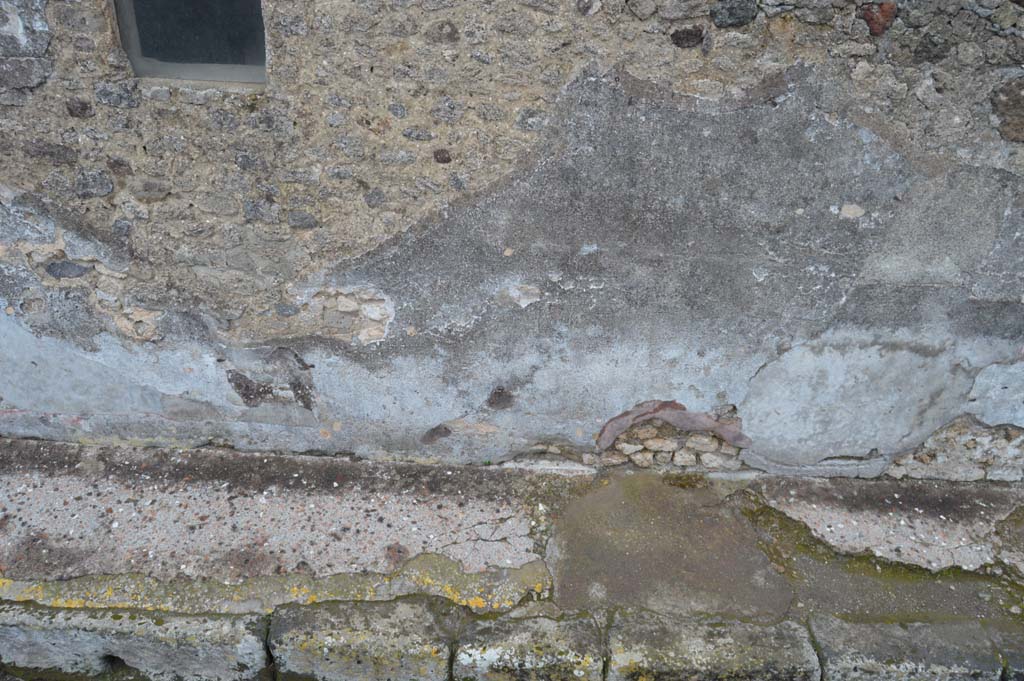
0,438,592,582
811,616,1005,681
608,610,820,681
546,471,794,622
756,477,1024,572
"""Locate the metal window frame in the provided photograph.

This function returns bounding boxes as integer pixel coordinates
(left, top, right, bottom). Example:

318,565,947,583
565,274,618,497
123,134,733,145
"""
113,0,266,84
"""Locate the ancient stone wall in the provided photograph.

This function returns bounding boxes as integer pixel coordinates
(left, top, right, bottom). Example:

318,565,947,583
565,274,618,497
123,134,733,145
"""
1,0,1023,475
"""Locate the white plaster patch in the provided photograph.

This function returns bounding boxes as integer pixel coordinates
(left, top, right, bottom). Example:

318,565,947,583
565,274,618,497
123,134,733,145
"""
277,282,394,345
840,203,865,219
507,283,543,308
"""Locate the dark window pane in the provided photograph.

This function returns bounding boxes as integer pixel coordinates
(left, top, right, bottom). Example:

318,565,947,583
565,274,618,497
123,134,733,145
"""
132,0,265,66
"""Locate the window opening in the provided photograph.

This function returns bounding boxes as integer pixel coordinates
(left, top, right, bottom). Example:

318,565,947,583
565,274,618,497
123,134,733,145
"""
113,0,266,83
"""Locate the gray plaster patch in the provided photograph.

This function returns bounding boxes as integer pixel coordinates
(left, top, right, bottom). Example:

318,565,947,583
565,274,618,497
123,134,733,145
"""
740,331,977,469
0,68,1021,470
968,361,1024,428
860,168,1016,288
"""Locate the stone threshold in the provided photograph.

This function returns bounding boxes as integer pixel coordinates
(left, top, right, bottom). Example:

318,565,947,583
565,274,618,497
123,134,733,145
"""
0,438,1022,680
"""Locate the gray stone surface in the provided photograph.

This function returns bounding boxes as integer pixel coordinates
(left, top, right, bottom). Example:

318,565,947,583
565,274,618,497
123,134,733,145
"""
0,602,268,681
0,0,50,59
811,616,1004,681
455,614,604,681
710,0,757,27
268,598,454,681
983,620,1024,680
0,56,49,89
608,611,819,681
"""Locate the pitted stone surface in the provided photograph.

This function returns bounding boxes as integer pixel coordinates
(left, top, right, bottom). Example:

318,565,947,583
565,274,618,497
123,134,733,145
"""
0,602,268,681
0,438,587,585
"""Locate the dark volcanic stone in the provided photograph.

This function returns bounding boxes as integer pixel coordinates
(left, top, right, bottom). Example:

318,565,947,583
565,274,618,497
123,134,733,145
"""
287,210,318,229
66,97,95,118
46,261,91,279
710,0,757,27
670,26,704,48
992,78,1024,143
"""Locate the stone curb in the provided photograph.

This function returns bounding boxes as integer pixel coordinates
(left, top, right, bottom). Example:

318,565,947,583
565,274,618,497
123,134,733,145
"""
0,601,269,681
4,599,1024,680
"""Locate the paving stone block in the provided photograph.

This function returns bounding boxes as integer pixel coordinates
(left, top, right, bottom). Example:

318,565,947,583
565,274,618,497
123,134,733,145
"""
608,610,819,681
811,615,1003,681
0,602,268,680
454,614,603,681
982,620,1024,681
268,598,453,681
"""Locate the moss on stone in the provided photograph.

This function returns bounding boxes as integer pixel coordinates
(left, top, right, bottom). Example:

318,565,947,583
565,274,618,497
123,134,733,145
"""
0,554,552,618
740,491,1024,623
661,472,709,490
